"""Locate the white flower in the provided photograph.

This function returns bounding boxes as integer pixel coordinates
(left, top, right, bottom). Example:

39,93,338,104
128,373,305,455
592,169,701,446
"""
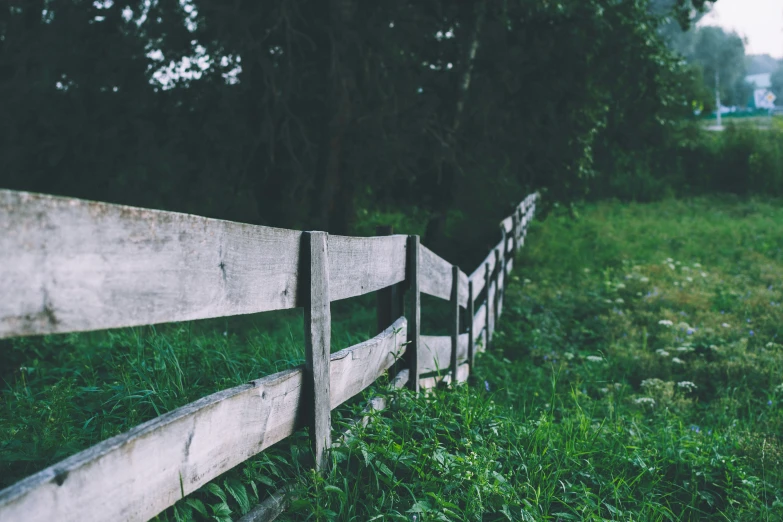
641,378,664,389
701,272,707,277
693,263,702,268
640,277,650,283
775,384,783,394
668,263,676,270
615,298,624,304
676,346,694,353
682,266,691,272
656,349,670,357
586,355,604,362
672,357,685,364
616,283,626,289
666,258,674,263
721,323,730,328
658,319,673,326
564,352,575,360
635,397,656,406
686,277,693,282
677,381,697,391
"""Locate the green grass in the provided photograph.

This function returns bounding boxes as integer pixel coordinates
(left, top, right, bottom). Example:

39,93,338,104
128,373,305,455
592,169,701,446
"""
3,196,783,520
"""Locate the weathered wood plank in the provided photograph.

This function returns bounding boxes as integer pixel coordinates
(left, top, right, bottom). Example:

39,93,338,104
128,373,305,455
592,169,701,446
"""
0,190,302,339
0,321,408,522
419,334,468,374
419,245,451,302
330,317,406,409
499,216,513,234
303,232,331,471
506,257,514,277
473,302,486,338
419,362,469,390
328,234,407,302
406,236,421,393
418,245,468,307
0,369,304,522
469,249,497,299
487,279,496,342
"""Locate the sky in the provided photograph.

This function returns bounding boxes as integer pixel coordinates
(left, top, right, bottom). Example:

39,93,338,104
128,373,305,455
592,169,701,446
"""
698,0,783,58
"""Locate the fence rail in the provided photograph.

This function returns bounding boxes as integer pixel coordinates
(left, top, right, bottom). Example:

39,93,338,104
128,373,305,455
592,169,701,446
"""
0,188,539,522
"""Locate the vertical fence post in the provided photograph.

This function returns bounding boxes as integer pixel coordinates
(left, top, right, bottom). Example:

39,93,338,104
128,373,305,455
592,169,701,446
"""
467,280,475,369
484,261,491,350
493,247,501,336
406,235,420,392
511,211,518,255
450,265,459,384
498,227,507,319
302,231,331,471
376,226,402,334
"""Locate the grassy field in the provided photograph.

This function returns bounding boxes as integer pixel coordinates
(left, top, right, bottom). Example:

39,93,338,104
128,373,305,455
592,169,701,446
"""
3,196,783,520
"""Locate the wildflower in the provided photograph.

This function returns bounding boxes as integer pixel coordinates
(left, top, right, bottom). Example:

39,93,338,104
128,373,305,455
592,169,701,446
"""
484,380,490,392
749,330,755,337
640,276,650,283
677,381,698,391
658,319,673,326
635,397,655,406
694,263,702,268
689,425,700,433
583,268,590,273
672,357,685,364
586,355,603,362
768,400,773,406
668,263,675,270
656,349,670,357
775,384,783,394
616,283,626,289
615,298,624,304
721,323,730,328
701,272,707,277
747,318,752,323
682,266,691,272
666,257,673,263
686,277,693,282
564,352,575,360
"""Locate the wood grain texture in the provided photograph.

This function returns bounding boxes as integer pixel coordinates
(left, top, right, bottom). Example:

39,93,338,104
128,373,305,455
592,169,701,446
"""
328,234,406,302
0,369,305,522
0,320,409,522
418,245,468,307
303,232,332,471
419,334,468,374
0,190,303,339
330,317,406,409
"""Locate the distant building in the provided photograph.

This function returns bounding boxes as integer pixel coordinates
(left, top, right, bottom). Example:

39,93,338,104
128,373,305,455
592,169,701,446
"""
746,73,772,90
746,73,776,109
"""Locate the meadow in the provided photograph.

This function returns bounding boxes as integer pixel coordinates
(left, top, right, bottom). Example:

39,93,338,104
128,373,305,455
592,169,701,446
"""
2,196,783,520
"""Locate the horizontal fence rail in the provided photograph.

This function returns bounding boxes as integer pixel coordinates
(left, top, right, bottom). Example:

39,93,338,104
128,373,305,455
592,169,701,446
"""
0,188,539,522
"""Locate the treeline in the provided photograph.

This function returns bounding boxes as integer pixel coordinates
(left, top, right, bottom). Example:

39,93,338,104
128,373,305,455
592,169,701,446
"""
0,0,729,262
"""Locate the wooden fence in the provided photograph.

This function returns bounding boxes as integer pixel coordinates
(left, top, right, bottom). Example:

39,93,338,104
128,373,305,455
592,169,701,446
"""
0,189,539,522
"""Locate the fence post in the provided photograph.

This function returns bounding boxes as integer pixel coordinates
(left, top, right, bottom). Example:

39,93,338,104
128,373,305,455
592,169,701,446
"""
493,247,501,337
498,227,507,319
302,231,331,471
511,211,518,255
467,280,475,369
450,265,459,384
376,226,403,334
484,261,491,350
406,235,420,392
